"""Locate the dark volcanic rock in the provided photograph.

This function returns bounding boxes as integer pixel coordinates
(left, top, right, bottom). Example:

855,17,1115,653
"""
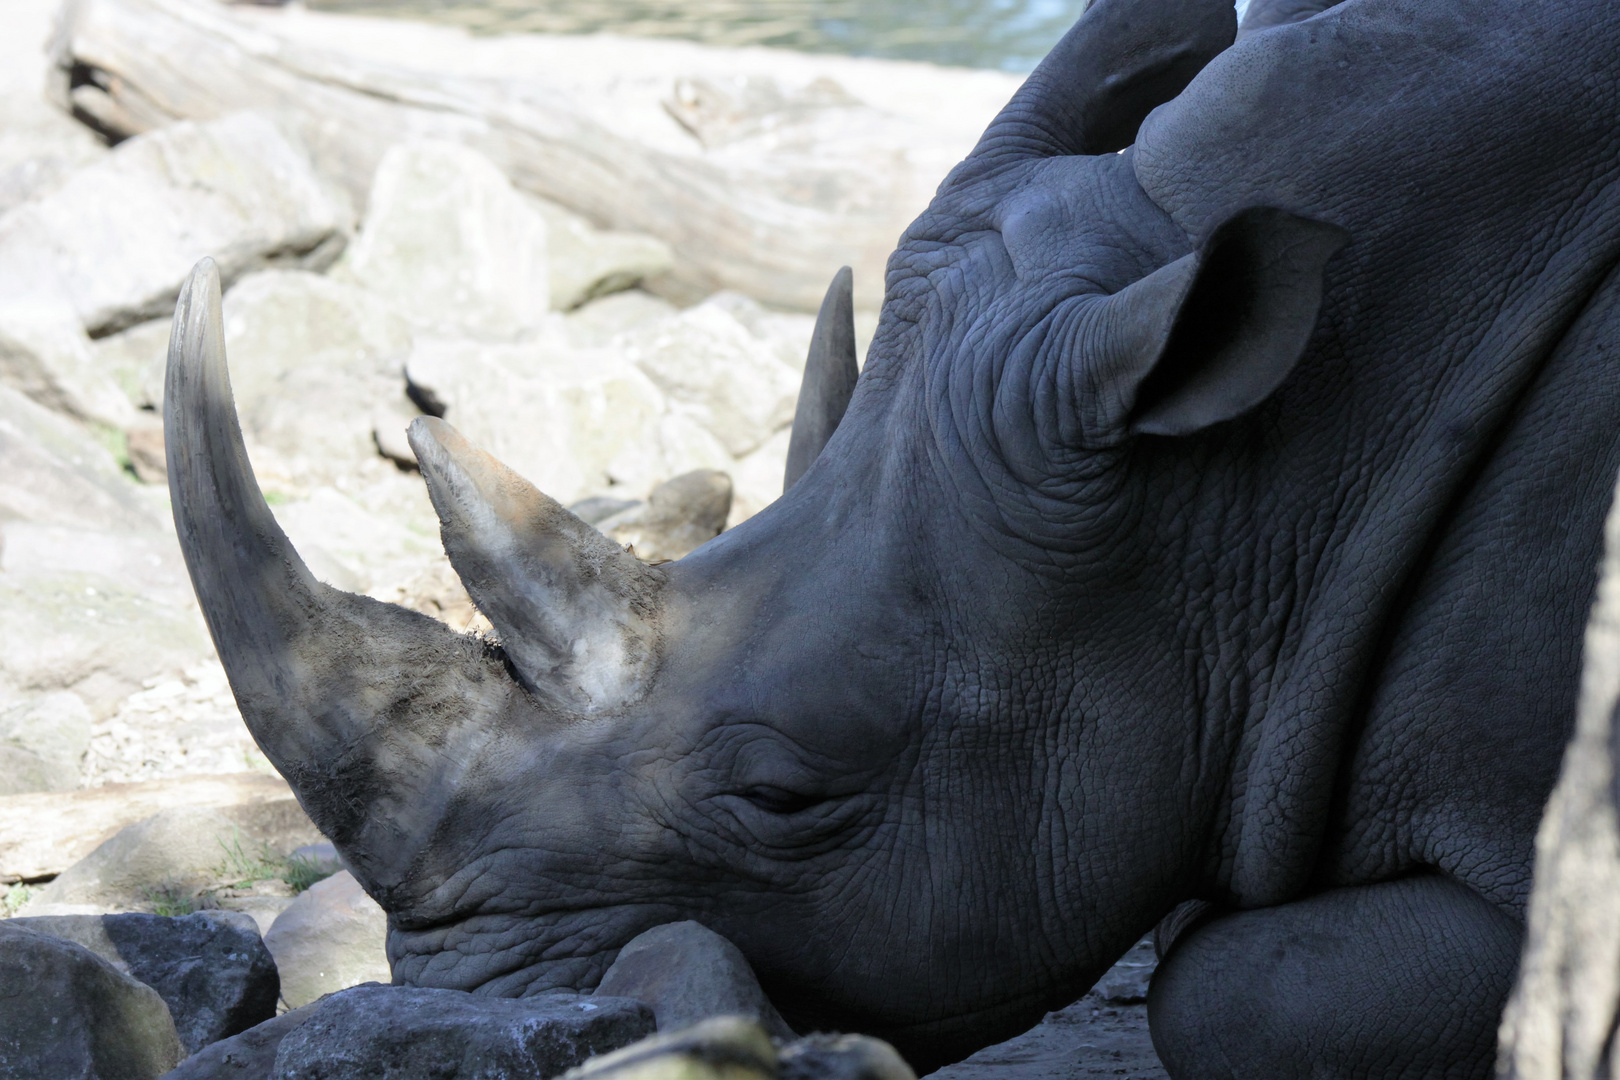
0,921,184,1079
267,985,655,1079
106,912,281,1053
596,921,794,1038
14,911,279,1054
159,1000,326,1080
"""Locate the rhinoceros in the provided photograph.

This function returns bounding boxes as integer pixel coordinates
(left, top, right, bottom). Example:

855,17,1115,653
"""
161,0,1620,1074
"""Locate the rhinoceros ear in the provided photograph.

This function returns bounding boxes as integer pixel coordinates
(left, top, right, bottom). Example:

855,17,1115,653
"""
1081,206,1349,442
784,266,858,492
408,417,665,714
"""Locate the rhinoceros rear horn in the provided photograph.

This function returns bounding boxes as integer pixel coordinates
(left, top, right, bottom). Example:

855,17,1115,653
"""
409,417,665,714
970,0,1234,165
783,266,859,492
166,260,514,879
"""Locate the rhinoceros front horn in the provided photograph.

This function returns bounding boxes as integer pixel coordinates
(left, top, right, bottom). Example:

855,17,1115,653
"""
408,417,665,713
166,259,525,884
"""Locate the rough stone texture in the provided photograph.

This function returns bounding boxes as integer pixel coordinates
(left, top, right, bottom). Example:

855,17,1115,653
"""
0,690,92,794
91,316,172,413
778,1034,915,1080
0,292,137,427
48,0,1019,310
22,806,270,912
83,661,269,788
930,997,1166,1080
595,921,794,1039
11,911,279,1055
527,196,674,312
335,141,549,340
404,335,675,506
1090,937,1156,1005
619,298,801,458
1499,467,1620,1079
0,383,155,533
0,921,184,1079
599,470,733,563
267,985,656,1080
0,111,350,336
562,291,676,349
562,1015,775,1080
262,871,391,1008
216,269,416,484
0,773,305,883
158,1002,324,1080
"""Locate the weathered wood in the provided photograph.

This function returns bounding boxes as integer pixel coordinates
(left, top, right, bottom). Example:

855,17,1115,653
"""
49,0,1022,310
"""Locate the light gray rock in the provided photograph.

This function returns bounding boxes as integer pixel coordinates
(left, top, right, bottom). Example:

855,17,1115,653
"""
0,383,154,532
286,843,346,880
527,196,674,312
0,90,108,215
22,806,265,912
0,921,184,1079
336,141,549,340
0,292,136,427
12,911,279,1055
596,921,794,1039
269,985,655,1080
1091,936,1157,1005
563,291,677,349
0,690,91,794
1500,467,1620,1079
263,871,391,1009
0,570,214,720
91,316,172,412
215,270,416,484
403,336,675,505
0,111,351,336
598,470,732,563
618,298,801,458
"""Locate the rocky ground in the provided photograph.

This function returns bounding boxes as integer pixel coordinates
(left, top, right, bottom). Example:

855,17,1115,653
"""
0,0,1177,1074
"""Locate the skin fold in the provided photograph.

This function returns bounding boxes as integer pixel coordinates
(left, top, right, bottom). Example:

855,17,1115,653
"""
163,0,1620,1074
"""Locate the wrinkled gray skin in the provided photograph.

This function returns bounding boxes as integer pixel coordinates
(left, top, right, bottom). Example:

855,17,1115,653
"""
163,0,1620,1075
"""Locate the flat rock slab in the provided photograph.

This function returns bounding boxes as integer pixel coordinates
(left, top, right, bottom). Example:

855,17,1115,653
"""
0,773,310,882
930,997,1166,1080
267,985,655,1080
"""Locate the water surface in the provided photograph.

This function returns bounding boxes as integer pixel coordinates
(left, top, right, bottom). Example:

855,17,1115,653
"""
304,0,1093,71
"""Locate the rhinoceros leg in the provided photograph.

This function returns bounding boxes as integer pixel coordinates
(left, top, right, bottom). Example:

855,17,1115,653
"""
1146,875,1520,1080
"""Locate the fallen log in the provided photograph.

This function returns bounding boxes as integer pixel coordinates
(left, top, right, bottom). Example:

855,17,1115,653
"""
48,0,1021,310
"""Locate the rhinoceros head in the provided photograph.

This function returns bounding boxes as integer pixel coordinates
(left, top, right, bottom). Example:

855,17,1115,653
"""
165,0,1347,1066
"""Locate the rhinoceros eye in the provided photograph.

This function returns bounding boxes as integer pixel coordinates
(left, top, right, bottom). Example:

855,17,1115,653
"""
741,785,823,815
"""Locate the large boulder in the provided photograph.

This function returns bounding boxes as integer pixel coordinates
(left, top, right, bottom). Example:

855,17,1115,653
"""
618,297,801,458
12,911,279,1055
527,196,674,312
1500,468,1620,1078
596,921,793,1039
0,292,136,428
335,141,549,340
262,871,391,1008
266,985,655,1080
22,805,278,913
0,383,155,533
0,773,309,883
403,336,678,505
0,690,92,795
0,111,351,337
0,921,184,1079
